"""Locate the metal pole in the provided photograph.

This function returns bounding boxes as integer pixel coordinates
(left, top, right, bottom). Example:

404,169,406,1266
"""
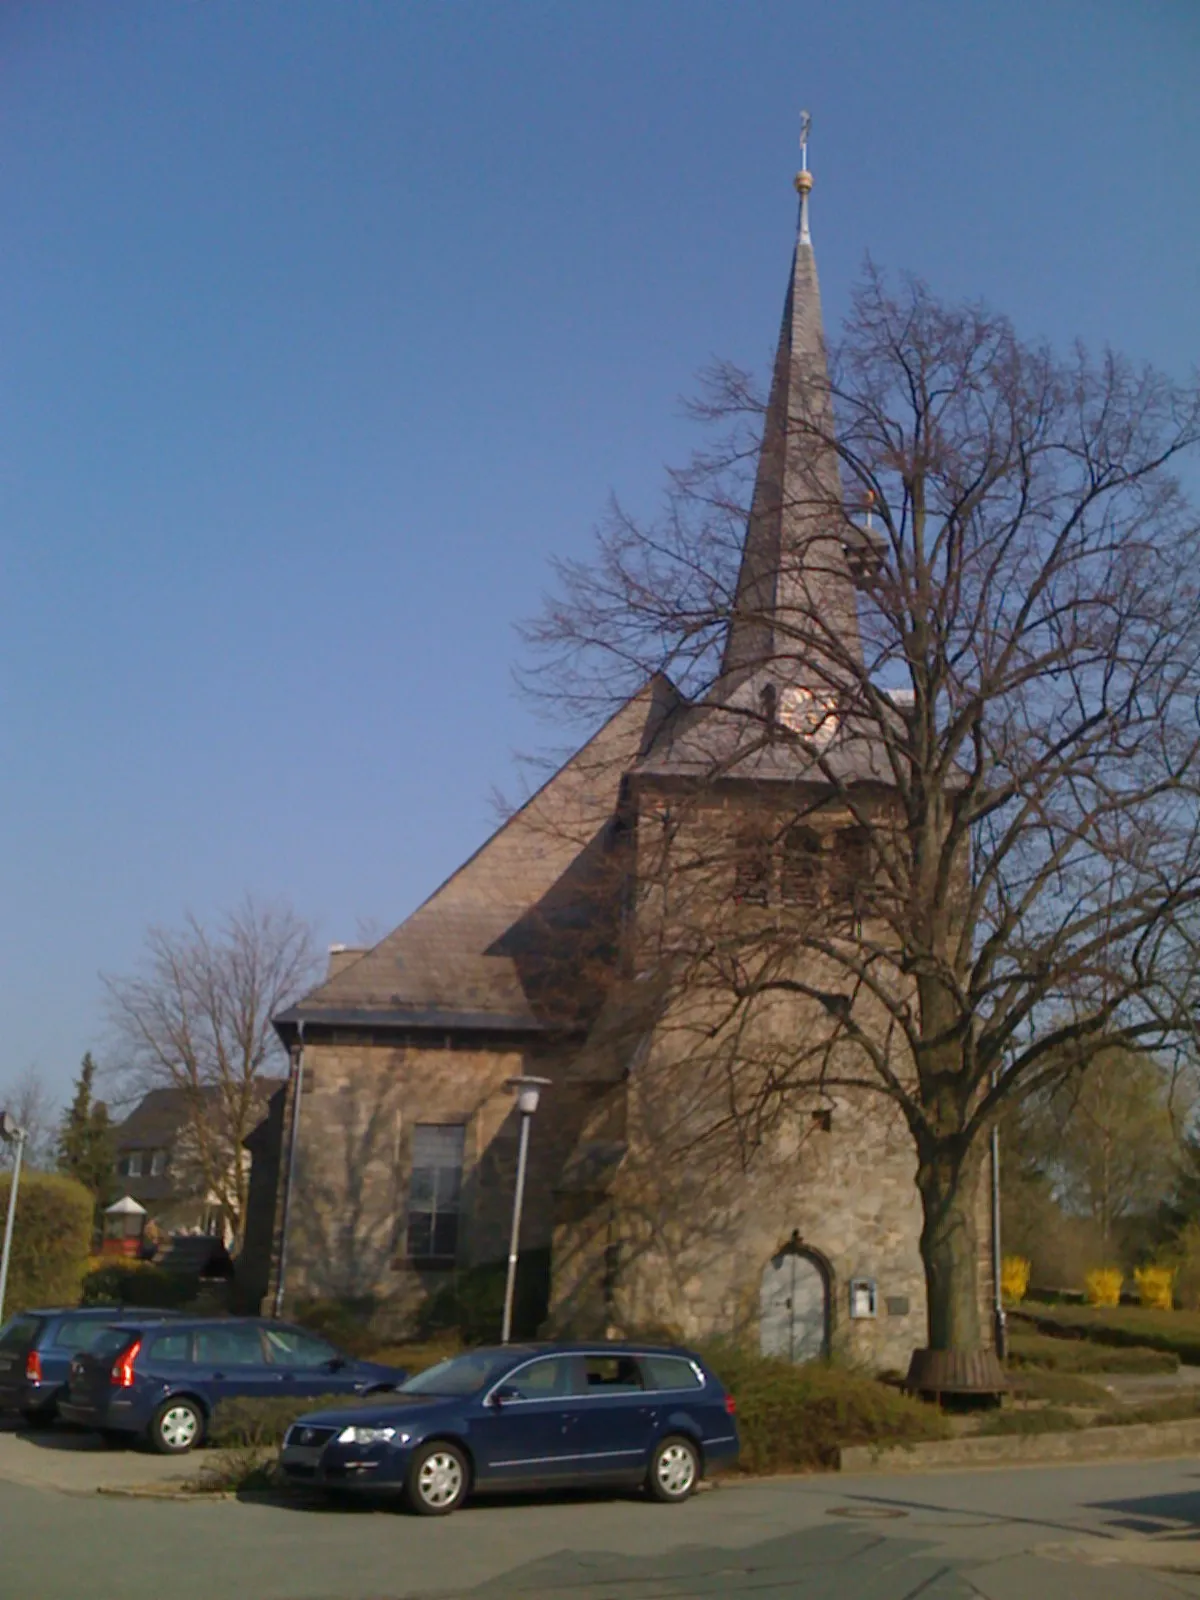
501,1110,532,1345
991,1118,1006,1361
0,1129,27,1327
272,1031,305,1319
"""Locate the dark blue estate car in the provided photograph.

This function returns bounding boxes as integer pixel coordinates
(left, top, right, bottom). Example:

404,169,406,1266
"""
279,1343,739,1515
0,1306,182,1426
59,1317,408,1453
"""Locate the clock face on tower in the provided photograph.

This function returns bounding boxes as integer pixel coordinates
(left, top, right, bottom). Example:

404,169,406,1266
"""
779,686,840,745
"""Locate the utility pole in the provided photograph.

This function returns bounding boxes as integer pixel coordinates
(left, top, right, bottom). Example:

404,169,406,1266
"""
0,1112,29,1327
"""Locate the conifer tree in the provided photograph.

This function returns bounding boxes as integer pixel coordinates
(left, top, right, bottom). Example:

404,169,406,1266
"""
57,1052,115,1205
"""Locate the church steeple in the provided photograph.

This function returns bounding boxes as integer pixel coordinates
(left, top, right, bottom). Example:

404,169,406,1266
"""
719,121,864,692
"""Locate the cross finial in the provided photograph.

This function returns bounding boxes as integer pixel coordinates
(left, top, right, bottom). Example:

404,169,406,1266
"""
794,110,814,245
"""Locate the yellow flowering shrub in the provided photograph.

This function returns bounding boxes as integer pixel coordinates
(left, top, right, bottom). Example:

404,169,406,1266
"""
1000,1255,1031,1305
1134,1265,1175,1311
1084,1267,1123,1307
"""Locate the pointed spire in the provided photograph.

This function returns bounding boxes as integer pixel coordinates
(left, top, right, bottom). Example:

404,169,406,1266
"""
797,108,813,245
718,123,863,693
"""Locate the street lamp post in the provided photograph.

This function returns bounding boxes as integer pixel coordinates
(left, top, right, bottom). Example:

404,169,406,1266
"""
501,1077,551,1345
0,1111,29,1328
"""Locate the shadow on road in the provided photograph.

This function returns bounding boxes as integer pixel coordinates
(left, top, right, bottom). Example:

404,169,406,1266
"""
0,1415,122,1452
1089,1484,1200,1538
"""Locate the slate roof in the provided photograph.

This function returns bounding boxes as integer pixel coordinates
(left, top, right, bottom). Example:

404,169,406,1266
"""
114,1083,286,1150
279,679,680,1034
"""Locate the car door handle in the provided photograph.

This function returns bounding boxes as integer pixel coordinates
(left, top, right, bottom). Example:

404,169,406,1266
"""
212,1371,226,1380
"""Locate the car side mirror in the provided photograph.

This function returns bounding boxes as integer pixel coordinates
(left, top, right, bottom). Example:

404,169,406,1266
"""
490,1385,521,1407
327,1356,347,1372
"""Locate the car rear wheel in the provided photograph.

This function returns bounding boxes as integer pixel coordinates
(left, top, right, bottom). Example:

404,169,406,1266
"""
646,1435,700,1503
149,1398,204,1455
405,1441,469,1516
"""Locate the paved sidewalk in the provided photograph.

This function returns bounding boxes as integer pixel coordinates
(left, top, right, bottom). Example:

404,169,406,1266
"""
0,1416,205,1494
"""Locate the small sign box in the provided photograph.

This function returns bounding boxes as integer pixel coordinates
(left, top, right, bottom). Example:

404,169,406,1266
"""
849,1278,878,1319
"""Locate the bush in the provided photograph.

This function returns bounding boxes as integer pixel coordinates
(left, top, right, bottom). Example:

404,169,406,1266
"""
0,1171,93,1315
293,1298,383,1358
186,1447,279,1494
209,1391,381,1450
1135,1265,1176,1311
977,1407,1082,1437
79,1259,195,1309
1085,1268,1123,1307
417,1249,550,1344
1006,1328,1178,1374
1164,1222,1200,1312
1001,1256,1031,1306
1094,1393,1200,1428
694,1346,948,1472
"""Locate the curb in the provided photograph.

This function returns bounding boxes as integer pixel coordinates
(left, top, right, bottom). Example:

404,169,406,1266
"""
96,1482,227,1500
839,1416,1200,1474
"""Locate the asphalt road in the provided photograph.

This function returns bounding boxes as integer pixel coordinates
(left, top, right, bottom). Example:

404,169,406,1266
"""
5,1439,1200,1599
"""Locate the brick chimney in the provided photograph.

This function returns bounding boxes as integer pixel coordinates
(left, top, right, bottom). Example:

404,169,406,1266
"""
326,944,366,980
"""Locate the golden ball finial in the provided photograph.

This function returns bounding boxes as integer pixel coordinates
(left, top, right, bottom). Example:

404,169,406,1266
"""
794,169,814,195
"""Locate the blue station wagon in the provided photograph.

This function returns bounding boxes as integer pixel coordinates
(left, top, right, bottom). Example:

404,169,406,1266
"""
279,1342,739,1514
59,1317,408,1453
0,1306,182,1426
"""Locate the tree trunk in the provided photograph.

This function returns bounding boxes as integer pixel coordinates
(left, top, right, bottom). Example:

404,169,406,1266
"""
916,1143,984,1351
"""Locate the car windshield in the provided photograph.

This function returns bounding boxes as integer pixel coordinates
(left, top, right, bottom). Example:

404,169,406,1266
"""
399,1350,517,1397
0,1315,41,1350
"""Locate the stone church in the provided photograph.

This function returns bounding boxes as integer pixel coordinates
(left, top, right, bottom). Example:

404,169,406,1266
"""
243,161,989,1372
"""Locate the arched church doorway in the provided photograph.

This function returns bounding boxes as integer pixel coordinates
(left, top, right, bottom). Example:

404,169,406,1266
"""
759,1243,830,1362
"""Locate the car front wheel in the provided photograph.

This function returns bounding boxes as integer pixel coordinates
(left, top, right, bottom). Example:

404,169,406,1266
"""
405,1441,469,1516
149,1398,204,1455
647,1435,700,1503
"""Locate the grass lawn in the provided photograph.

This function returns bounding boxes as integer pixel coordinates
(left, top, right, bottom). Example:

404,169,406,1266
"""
1007,1326,1179,1374
1013,1303,1200,1365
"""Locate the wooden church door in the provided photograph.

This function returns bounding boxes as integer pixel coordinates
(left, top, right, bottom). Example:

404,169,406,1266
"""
759,1247,828,1362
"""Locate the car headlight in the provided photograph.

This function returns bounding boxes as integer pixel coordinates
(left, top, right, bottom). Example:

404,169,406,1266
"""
336,1424,410,1446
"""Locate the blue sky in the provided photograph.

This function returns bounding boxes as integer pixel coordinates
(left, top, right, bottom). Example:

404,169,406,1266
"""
2,1,1197,1106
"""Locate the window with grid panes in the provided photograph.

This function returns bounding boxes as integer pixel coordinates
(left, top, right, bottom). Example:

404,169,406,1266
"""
406,1124,466,1261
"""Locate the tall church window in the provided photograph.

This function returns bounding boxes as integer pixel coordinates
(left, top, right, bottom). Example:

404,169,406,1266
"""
406,1124,466,1261
733,829,772,905
830,827,871,921
780,826,822,907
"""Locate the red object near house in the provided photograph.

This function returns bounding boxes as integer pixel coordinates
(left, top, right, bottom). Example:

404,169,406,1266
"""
100,1236,141,1258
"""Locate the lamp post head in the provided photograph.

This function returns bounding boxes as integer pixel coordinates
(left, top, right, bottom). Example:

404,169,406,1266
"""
505,1076,552,1117
0,1112,27,1143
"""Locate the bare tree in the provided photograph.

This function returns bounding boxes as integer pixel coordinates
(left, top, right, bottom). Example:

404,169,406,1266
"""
523,267,1200,1356
0,1064,58,1170
104,899,319,1247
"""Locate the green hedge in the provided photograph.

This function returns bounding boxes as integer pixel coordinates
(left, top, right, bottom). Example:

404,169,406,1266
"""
695,1345,948,1472
1007,1328,1178,1375
0,1171,93,1316
1013,1305,1200,1365
80,1260,195,1309
209,1392,382,1449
